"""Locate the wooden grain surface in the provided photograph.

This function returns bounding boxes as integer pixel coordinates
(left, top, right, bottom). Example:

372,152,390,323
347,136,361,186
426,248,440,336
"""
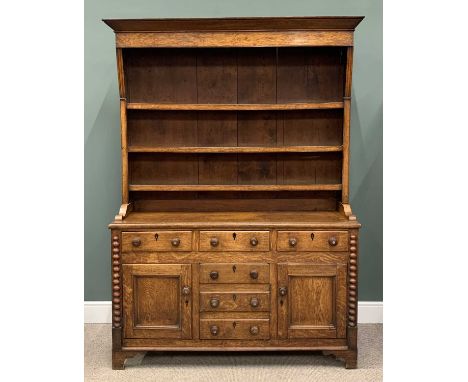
278,263,347,339
104,17,364,33
116,31,353,48
110,211,361,229
119,100,128,204
126,102,344,110
199,263,270,284
128,145,343,153
200,284,270,312
200,318,270,340
199,231,270,252
121,231,193,252
122,264,192,339
128,184,342,192
200,289,270,312
276,230,349,252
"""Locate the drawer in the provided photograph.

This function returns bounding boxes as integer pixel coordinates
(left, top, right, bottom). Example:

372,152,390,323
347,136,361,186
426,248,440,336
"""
277,231,348,252
199,263,270,284
200,318,270,340
122,231,192,252
199,231,270,251
200,284,270,312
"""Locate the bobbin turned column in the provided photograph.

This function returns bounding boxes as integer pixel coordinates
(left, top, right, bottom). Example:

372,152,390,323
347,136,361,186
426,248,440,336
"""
345,230,359,369
322,230,359,368
111,230,142,370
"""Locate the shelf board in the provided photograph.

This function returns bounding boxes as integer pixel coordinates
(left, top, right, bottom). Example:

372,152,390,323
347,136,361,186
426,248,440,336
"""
126,102,344,111
128,145,343,154
128,184,342,192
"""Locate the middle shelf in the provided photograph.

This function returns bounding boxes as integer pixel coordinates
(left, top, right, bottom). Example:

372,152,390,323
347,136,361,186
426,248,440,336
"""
127,145,343,154
128,152,343,188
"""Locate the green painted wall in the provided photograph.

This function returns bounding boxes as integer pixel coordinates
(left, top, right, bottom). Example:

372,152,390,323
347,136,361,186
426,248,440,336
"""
84,0,382,301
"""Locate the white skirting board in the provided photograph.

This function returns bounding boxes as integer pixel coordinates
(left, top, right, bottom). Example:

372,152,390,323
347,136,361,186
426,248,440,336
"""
84,301,383,324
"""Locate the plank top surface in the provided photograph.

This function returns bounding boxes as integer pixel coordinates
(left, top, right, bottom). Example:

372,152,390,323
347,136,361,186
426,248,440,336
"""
109,211,361,229
103,17,364,33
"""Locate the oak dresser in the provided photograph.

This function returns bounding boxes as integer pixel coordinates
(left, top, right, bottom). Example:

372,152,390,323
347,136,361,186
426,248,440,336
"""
104,16,363,369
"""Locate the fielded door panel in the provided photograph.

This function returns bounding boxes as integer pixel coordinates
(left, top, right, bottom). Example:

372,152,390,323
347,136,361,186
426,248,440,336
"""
122,264,192,339
277,263,347,339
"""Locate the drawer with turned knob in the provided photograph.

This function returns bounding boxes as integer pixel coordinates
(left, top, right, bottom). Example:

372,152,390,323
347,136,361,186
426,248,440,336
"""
199,231,270,251
121,231,193,252
199,263,270,284
277,231,349,252
200,284,271,312
200,319,270,340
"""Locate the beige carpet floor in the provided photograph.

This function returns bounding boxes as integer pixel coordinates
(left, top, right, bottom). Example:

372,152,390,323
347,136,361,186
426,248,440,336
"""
85,324,382,381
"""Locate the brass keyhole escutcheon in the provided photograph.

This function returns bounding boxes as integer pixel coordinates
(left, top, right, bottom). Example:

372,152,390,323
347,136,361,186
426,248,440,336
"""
232,265,237,273
232,321,237,328
182,286,190,306
154,233,159,241
232,232,237,240
232,294,237,301
310,233,315,240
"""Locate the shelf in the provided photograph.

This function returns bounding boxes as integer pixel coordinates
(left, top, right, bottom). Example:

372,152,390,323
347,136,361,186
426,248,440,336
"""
110,211,361,229
128,146,343,154
128,184,342,192
126,102,344,111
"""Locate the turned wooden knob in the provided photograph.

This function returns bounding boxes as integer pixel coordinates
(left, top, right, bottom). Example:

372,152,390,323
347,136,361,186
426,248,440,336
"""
182,286,191,296
250,297,259,308
131,238,141,247
171,238,181,247
250,326,259,335
210,298,220,308
210,325,219,336
250,237,258,246
328,236,338,246
210,237,219,247
250,270,258,280
289,238,297,247
210,271,219,280
279,287,288,296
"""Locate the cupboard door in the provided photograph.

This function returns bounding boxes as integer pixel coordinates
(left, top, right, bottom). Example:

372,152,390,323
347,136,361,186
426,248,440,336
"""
122,264,192,339
277,263,346,339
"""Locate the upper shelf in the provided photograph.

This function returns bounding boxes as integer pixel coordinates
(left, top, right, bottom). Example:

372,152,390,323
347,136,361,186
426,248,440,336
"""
126,102,344,111
128,184,342,192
